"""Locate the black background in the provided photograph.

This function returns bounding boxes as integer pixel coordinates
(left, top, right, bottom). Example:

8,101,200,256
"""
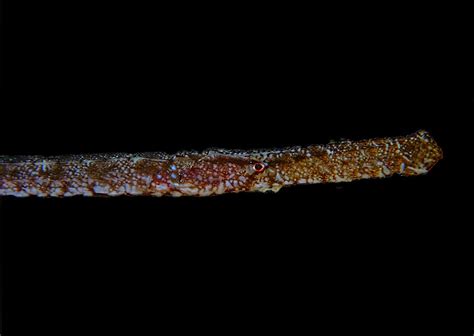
0,2,465,335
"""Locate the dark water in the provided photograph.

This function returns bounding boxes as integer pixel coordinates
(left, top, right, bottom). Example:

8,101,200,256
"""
0,2,463,334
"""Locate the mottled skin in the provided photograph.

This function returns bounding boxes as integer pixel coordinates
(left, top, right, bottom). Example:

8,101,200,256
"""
0,130,443,197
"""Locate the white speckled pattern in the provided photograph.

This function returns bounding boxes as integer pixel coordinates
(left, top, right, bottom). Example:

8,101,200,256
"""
0,130,443,197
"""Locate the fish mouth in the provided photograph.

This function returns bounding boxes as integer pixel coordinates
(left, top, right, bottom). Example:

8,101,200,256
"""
410,130,443,173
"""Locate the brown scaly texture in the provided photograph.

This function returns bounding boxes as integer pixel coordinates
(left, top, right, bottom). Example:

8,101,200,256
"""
0,130,443,197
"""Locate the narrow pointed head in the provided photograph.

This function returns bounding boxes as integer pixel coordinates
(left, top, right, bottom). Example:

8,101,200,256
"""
170,147,324,196
225,146,325,193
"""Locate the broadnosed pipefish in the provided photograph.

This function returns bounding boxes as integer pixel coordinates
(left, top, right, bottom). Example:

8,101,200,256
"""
0,130,443,197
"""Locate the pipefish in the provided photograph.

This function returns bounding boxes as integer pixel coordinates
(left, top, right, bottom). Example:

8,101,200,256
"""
0,130,443,197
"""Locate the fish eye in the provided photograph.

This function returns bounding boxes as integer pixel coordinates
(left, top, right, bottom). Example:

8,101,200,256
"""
253,162,266,173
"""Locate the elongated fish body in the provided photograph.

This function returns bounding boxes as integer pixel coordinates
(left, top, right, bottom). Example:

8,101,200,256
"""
0,130,442,197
